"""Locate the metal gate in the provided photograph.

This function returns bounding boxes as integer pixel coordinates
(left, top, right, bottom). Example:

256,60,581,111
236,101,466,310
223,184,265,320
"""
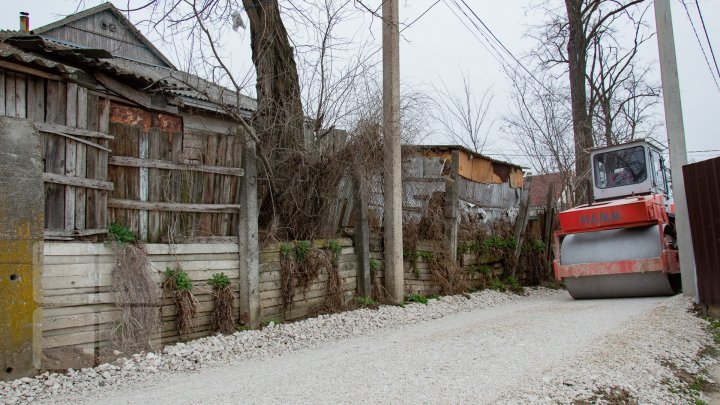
683,156,720,306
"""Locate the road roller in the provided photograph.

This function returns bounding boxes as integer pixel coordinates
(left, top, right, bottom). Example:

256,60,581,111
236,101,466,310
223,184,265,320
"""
553,140,681,299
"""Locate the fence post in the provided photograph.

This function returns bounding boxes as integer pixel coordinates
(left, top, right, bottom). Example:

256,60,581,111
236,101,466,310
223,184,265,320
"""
445,150,460,261
0,117,44,381
354,169,372,297
238,129,260,328
513,176,533,261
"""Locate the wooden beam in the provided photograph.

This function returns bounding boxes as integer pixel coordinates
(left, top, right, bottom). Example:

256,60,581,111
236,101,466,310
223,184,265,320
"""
0,60,66,82
108,156,244,177
35,122,113,140
108,198,242,213
44,229,108,238
43,172,114,191
94,72,179,115
39,128,112,152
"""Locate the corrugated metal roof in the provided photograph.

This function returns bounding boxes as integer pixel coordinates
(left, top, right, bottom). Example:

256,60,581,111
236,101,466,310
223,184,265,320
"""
103,58,257,112
0,31,256,114
0,31,83,75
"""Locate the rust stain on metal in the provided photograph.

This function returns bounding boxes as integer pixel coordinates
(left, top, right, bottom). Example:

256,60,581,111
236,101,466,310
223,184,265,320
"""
152,113,182,132
110,103,152,131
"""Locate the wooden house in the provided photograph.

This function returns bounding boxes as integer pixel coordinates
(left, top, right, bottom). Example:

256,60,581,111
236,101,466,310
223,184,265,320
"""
0,3,262,375
0,2,256,244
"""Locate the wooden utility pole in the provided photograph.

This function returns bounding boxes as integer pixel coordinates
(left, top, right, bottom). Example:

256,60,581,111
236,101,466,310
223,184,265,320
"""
382,0,404,304
654,0,696,298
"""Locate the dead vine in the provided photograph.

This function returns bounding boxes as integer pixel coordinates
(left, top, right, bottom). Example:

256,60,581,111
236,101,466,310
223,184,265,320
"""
109,242,161,353
210,285,236,334
162,265,198,339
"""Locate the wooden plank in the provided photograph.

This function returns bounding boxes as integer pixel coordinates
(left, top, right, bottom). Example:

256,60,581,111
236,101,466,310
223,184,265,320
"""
44,229,108,238
108,156,244,177
5,71,16,117
94,72,178,114
139,132,149,241
108,199,242,213
34,122,114,140
42,172,114,190
98,98,110,229
26,76,45,122
200,134,217,235
38,128,112,152
0,69,5,115
64,82,78,231
0,60,65,82
84,93,100,229
147,129,161,242
14,72,26,118
44,80,67,230
75,87,88,230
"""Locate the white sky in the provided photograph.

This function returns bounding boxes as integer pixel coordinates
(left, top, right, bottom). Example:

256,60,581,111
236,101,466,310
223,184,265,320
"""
2,0,719,167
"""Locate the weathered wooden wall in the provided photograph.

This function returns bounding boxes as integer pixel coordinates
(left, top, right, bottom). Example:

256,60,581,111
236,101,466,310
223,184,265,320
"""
259,239,356,322
0,65,247,243
106,104,244,243
0,67,112,240
38,9,170,67
41,239,357,368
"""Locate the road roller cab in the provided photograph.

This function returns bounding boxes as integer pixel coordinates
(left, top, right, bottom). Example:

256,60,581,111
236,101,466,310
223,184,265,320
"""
553,140,681,299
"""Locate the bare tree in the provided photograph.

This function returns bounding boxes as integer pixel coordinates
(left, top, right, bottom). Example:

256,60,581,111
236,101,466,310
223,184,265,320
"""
431,73,494,153
503,71,576,203
127,0,433,239
531,0,659,201
585,3,661,146
534,0,646,201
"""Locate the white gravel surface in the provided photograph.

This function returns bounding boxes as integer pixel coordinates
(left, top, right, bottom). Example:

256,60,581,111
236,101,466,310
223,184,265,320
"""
1,288,715,404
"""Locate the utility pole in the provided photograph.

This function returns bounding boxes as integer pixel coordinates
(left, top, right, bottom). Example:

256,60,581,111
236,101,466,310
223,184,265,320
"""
382,0,404,304
654,0,696,298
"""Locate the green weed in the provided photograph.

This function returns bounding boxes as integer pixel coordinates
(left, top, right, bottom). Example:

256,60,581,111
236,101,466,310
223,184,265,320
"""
108,222,135,244
353,296,378,307
405,293,429,305
207,272,231,289
165,267,192,291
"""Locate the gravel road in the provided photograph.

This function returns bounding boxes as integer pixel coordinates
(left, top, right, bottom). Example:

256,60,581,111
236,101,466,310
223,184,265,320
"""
2,289,715,404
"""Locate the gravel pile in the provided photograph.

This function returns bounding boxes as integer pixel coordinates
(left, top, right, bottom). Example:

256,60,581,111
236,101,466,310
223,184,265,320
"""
0,288,558,404
503,294,717,404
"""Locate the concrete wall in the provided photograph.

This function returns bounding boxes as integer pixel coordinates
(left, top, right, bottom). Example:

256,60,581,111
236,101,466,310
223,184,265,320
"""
0,117,44,381
369,238,505,298
39,239,357,369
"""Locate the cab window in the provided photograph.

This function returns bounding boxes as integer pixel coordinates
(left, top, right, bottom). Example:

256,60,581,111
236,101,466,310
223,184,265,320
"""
593,146,647,189
650,151,667,193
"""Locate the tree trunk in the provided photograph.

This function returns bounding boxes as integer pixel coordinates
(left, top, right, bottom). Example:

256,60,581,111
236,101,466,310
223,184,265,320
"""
565,0,594,203
243,0,305,154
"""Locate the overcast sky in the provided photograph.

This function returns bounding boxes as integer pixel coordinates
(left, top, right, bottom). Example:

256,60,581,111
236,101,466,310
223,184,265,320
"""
2,0,719,167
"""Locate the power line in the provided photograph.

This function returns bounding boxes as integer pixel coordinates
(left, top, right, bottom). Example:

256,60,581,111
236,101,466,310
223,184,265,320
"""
694,0,720,81
443,0,561,102
442,1,515,76
402,1,441,31
680,0,720,93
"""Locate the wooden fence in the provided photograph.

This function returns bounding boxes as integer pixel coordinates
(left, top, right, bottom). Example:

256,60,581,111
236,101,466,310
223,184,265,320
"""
1,66,247,243
0,69,113,239
41,239,356,369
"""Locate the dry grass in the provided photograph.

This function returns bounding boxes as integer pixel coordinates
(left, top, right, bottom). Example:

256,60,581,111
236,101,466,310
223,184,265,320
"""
210,285,236,334
162,266,198,339
109,242,161,353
